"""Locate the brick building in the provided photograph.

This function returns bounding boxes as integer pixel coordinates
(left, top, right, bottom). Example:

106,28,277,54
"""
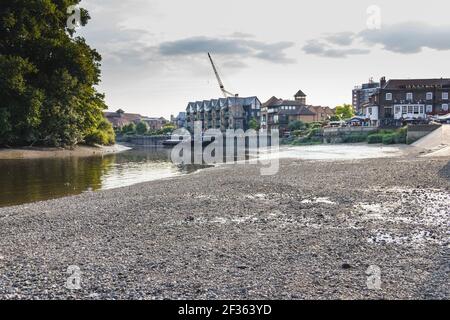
261,91,333,134
365,77,450,127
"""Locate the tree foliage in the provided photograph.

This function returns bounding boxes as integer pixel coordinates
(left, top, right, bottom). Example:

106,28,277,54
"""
0,0,114,147
288,120,305,131
335,104,355,120
159,124,176,135
135,121,149,135
249,118,260,131
121,123,136,135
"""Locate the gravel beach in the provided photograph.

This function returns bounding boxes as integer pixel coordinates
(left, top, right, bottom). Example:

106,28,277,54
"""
0,152,449,300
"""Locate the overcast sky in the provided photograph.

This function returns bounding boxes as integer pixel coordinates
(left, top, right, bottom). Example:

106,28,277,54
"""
78,0,450,118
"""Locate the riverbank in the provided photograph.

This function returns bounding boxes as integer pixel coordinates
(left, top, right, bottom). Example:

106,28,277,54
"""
0,144,130,160
0,152,448,299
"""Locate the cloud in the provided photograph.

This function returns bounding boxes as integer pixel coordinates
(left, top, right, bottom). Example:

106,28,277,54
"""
228,32,255,39
359,22,450,54
158,36,296,64
324,32,355,46
222,60,248,69
303,40,369,58
303,22,450,58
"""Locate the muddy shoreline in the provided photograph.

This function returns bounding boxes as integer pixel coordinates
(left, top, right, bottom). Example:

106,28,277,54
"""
0,155,448,299
0,144,130,160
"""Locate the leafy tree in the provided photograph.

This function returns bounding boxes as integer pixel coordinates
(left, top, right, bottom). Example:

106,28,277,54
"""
159,124,176,135
121,123,136,135
0,108,12,145
335,104,355,120
248,118,260,131
329,115,340,122
85,118,115,146
0,0,114,147
288,120,305,131
135,121,149,135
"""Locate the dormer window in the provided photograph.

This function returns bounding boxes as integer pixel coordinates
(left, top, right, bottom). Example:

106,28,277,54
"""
406,93,413,101
426,92,433,100
443,92,449,100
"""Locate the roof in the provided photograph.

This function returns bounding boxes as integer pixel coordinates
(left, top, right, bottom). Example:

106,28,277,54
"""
307,106,326,113
186,96,261,112
383,78,450,90
263,96,282,108
294,90,306,97
265,99,306,107
278,105,316,116
104,112,143,127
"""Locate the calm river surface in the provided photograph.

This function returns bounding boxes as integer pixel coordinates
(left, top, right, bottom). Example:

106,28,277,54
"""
0,144,407,208
0,147,204,208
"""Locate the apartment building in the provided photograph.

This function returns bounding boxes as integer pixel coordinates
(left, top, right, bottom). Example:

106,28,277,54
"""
352,79,380,114
185,97,261,132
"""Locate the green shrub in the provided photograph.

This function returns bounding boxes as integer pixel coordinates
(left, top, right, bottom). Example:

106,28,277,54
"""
382,134,396,145
85,119,115,146
367,134,383,144
378,129,394,135
121,123,136,135
343,133,368,143
158,124,176,135
395,127,407,144
288,120,305,131
135,121,149,135
292,130,304,137
307,122,323,130
307,128,322,138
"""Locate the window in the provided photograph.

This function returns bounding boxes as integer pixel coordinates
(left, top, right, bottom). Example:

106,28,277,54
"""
408,106,413,113
384,107,393,118
414,106,419,114
443,92,449,100
420,106,424,114
402,106,407,114
426,105,433,113
443,104,449,112
369,107,373,114
386,93,392,100
395,106,400,114
426,92,433,100
406,93,413,101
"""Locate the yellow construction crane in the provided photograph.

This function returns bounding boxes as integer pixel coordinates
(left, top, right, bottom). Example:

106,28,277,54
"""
207,52,239,98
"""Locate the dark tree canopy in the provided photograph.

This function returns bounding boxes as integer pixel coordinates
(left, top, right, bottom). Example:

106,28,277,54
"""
0,0,114,147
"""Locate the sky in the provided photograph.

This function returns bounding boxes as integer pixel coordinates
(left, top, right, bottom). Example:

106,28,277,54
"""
77,0,450,118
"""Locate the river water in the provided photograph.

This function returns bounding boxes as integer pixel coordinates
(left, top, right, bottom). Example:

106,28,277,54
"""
0,147,205,208
0,144,408,208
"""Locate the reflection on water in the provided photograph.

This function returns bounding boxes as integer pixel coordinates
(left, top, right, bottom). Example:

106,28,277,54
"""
0,147,207,208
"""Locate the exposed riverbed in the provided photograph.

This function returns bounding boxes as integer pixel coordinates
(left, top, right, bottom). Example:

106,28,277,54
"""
0,155,448,299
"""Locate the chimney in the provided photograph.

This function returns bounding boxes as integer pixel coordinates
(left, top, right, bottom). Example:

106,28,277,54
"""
380,76,386,88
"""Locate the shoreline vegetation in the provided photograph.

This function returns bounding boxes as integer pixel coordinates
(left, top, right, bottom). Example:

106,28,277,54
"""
282,124,409,146
0,2,115,150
